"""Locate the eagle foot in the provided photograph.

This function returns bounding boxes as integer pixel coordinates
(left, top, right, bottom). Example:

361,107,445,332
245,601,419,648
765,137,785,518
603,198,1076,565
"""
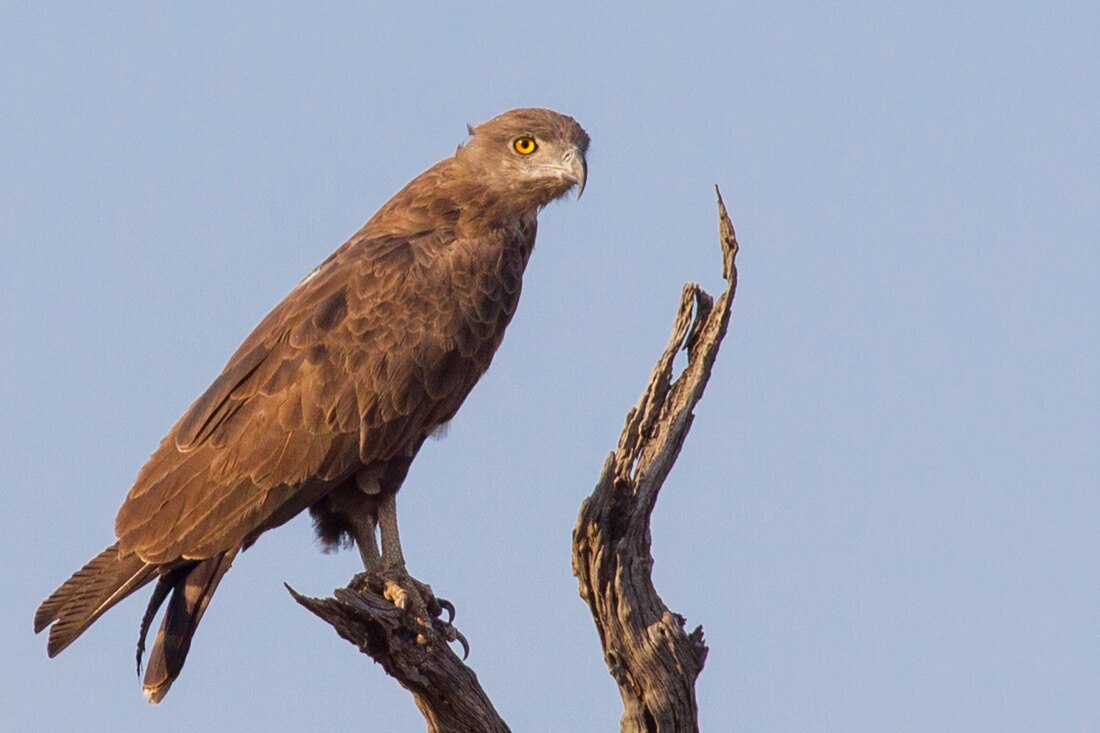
350,570,469,659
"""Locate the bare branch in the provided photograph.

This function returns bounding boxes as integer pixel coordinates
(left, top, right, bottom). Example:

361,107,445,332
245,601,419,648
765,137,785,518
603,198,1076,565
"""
288,577,509,733
572,187,739,732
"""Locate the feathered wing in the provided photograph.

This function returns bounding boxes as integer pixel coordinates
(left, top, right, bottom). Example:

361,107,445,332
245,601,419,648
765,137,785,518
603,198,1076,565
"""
35,149,540,699
30,232,418,679
113,174,528,566
114,235,418,563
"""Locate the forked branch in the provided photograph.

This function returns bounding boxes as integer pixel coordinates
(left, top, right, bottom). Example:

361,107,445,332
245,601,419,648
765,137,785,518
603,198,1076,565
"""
571,187,738,732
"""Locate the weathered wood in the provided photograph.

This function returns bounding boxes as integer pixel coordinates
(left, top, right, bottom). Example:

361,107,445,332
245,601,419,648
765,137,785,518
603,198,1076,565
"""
288,576,509,733
571,187,739,732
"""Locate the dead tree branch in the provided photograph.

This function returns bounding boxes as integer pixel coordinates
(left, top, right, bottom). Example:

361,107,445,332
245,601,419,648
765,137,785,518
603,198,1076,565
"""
572,187,739,732
288,577,509,733
290,188,739,733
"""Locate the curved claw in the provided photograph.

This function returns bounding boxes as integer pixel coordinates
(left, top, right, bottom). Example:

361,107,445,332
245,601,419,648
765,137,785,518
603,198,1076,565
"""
436,597,456,624
453,628,470,660
429,616,470,660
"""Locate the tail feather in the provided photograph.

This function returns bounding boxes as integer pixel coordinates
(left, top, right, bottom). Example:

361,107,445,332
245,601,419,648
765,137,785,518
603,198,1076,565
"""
136,572,176,676
142,550,237,703
35,543,158,657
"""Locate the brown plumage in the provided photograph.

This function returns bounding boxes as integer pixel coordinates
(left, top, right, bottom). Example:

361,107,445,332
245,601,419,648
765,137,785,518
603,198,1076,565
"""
35,108,589,702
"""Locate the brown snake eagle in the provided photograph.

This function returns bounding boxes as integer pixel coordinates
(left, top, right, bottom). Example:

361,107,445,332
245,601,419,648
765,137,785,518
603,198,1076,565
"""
35,107,589,702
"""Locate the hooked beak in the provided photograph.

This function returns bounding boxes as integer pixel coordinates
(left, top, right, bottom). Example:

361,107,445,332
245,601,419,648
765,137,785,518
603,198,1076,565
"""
561,145,587,199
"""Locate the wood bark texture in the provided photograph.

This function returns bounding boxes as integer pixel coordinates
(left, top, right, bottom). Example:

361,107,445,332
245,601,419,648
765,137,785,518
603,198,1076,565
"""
572,187,738,733
291,189,739,733
288,577,509,733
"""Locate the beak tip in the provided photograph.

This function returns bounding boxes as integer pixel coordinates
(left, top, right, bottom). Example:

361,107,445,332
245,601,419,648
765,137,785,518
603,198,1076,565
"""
563,145,587,202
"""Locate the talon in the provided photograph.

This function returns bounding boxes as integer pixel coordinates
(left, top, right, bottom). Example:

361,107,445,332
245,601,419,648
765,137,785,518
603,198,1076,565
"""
430,616,469,659
437,597,456,624
371,570,466,657
454,629,470,660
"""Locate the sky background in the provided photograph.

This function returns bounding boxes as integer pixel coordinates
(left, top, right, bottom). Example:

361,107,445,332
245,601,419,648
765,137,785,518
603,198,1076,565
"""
2,2,1097,731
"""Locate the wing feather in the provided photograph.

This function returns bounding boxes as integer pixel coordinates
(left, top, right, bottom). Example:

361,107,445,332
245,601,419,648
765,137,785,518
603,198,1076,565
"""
115,168,537,565
175,343,272,451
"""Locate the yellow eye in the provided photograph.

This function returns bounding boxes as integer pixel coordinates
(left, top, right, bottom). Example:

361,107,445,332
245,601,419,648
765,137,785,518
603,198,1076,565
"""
513,136,538,155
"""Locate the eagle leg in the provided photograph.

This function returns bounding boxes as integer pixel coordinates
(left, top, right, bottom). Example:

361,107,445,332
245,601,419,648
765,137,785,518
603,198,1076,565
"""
376,491,437,615
373,492,466,655
353,513,381,573
376,491,406,575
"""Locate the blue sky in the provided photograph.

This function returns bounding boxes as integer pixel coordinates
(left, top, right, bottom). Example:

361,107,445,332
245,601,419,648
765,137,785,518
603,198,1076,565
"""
2,2,1097,731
